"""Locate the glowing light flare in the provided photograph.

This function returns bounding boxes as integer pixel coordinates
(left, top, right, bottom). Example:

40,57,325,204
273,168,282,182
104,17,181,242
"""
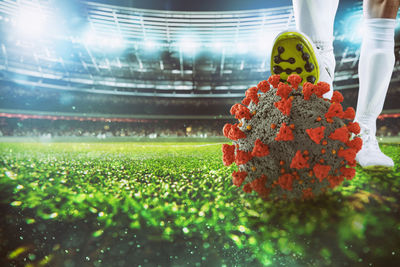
253,32,278,56
342,13,364,43
211,42,224,50
236,42,249,54
144,40,157,50
179,40,198,54
13,6,47,37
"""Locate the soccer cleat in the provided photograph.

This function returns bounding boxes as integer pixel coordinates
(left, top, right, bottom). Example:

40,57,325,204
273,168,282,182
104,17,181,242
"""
355,122,394,169
270,31,334,97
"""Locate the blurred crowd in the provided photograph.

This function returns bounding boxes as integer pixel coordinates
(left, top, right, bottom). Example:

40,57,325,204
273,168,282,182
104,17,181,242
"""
376,117,400,138
0,117,399,139
0,118,229,138
1,83,400,117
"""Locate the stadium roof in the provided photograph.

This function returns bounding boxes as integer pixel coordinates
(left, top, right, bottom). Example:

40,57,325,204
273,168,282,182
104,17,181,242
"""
85,1,295,44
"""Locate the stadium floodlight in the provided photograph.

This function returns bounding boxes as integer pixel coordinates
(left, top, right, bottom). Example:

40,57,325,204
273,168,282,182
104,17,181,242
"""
236,42,248,54
14,5,46,38
144,40,157,50
212,42,224,50
108,37,125,49
351,18,364,43
252,32,277,56
179,40,198,54
342,13,364,43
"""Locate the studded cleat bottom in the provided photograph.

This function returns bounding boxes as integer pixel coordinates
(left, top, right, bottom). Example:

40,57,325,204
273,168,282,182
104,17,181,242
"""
271,31,320,86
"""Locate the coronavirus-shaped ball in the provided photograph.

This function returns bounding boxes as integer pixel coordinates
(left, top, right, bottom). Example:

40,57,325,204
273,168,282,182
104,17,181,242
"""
222,74,362,200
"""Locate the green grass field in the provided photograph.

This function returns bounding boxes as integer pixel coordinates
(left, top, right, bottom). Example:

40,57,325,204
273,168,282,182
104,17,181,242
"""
1,141,399,267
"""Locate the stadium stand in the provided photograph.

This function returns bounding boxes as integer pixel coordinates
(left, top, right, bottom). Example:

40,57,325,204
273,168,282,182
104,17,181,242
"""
0,0,399,137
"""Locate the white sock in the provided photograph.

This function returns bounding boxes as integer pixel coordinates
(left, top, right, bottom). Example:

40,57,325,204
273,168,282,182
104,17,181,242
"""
355,18,396,135
292,0,339,98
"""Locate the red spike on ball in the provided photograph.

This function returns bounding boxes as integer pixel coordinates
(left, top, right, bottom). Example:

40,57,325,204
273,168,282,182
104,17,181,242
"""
346,137,362,153
328,126,350,143
222,144,235,166
347,122,360,134
278,173,294,191
340,167,356,180
223,123,232,138
313,164,331,181
245,86,259,104
277,82,292,99
257,80,270,93
234,105,252,120
343,107,356,120
331,91,344,103
232,171,247,187
290,150,310,169
315,82,330,98
338,148,357,163
252,139,270,157
302,82,315,100
250,174,270,197
235,150,253,165
228,124,246,140
287,74,302,90
242,97,251,106
268,74,281,88
274,97,293,116
275,123,294,141
325,102,344,120
306,126,325,144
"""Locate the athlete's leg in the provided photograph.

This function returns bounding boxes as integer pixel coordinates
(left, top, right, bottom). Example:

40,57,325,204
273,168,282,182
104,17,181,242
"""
355,0,399,168
292,0,339,98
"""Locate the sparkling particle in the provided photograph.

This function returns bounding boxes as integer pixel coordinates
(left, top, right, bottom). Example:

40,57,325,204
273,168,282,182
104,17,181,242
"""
11,201,22,206
238,225,246,233
26,218,35,224
5,171,17,180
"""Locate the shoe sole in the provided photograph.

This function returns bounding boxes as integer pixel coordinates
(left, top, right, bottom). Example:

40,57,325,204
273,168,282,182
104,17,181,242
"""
356,163,394,171
270,31,320,86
